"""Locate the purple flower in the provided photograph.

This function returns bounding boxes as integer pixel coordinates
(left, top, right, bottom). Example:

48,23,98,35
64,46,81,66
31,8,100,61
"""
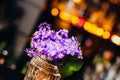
25,49,36,58
38,22,51,30
57,29,68,38
25,22,83,60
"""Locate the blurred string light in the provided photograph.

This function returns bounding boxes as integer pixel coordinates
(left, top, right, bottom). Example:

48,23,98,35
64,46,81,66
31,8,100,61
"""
59,11,85,27
84,22,91,31
51,8,85,27
96,28,104,37
51,9,119,45
51,8,59,16
111,35,120,46
83,22,111,39
91,24,98,34
59,11,72,22
73,0,82,3
71,16,79,25
102,31,110,39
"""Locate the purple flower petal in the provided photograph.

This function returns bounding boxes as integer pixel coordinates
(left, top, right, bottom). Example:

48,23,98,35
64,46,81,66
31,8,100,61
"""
25,49,36,58
25,22,83,60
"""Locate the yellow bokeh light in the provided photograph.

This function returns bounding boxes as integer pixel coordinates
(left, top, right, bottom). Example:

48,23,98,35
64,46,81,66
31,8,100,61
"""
90,24,98,34
73,0,82,3
84,22,91,31
111,35,120,46
96,28,104,36
59,11,72,21
59,11,66,20
71,16,79,25
51,8,59,16
102,31,110,39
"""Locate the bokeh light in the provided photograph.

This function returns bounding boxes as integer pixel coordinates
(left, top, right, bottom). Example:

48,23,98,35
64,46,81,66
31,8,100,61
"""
2,50,8,56
96,63,104,73
77,17,85,27
73,0,82,3
51,8,59,16
59,11,72,22
103,50,114,61
83,22,91,31
85,38,93,47
91,24,98,34
96,28,104,36
10,64,16,70
71,16,79,25
0,57,5,65
111,35,120,46
102,31,110,39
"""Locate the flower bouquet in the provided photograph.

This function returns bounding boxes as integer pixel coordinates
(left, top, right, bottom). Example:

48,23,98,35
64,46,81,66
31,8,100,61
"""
24,22,83,80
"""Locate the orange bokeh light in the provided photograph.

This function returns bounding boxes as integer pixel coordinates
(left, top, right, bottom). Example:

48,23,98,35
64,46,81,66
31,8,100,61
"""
84,22,91,31
59,11,72,22
51,8,59,16
96,28,104,36
91,24,98,34
102,31,110,39
73,0,82,3
71,16,79,25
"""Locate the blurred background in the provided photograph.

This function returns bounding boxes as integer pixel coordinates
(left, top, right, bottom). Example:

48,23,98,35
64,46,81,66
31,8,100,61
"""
0,0,120,80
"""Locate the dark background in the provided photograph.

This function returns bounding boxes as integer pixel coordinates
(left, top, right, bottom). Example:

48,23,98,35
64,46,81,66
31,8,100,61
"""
0,0,120,80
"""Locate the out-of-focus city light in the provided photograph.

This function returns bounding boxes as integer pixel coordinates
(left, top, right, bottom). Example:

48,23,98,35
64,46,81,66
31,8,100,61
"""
10,64,16,70
77,17,85,27
71,16,79,25
96,63,104,73
51,8,59,16
73,0,82,3
103,50,114,61
111,35,120,46
83,21,110,38
102,31,110,39
96,28,104,36
58,10,115,41
59,11,85,27
0,57,5,65
2,50,8,56
59,11,72,22
85,38,93,47
91,24,98,34
84,22,91,31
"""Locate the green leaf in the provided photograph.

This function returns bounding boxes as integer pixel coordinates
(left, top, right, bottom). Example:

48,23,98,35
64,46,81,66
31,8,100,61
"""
59,59,83,78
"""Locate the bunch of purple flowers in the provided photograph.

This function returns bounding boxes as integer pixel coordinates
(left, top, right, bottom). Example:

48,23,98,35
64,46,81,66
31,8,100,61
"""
25,22,83,61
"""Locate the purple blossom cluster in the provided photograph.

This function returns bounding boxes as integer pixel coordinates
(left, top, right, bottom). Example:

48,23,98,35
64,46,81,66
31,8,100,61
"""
25,22,83,60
